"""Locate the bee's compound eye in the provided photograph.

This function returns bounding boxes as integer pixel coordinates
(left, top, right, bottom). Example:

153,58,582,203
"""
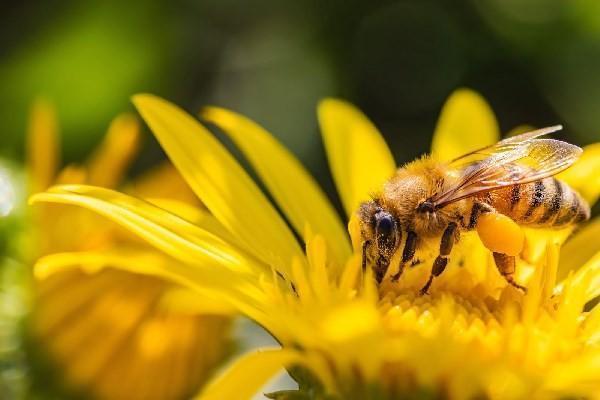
375,211,399,255
376,212,394,235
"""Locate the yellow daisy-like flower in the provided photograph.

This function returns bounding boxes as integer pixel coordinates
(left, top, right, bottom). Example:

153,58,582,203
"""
32,90,600,399
26,100,232,400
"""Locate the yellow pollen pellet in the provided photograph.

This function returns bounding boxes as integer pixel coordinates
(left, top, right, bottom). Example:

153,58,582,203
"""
476,213,524,256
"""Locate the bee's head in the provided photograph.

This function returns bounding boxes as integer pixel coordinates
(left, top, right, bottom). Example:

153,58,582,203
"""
356,200,401,261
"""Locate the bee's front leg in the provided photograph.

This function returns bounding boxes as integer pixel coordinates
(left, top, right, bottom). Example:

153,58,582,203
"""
391,231,417,282
375,255,390,283
420,222,459,295
362,240,389,283
361,240,371,272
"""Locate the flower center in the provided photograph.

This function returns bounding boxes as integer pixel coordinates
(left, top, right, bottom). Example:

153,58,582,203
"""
378,290,503,344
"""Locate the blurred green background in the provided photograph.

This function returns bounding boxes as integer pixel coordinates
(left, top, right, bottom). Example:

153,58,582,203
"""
2,0,600,178
1,0,600,398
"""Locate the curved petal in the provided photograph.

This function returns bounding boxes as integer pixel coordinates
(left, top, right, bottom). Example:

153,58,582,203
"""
317,98,396,217
431,89,500,161
568,251,600,303
557,143,600,206
145,198,241,249
130,162,199,204
201,106,351,265
86,113,140,188
30,185,262,275
195,348,300,400
33,248,271,329
557,217,600,282
132,94,304,268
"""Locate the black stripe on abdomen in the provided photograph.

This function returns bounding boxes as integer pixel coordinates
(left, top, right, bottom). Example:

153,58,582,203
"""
523,180,545,219
509,185,520,210
574,196,591,223
554,186,588,226
538,178,562,223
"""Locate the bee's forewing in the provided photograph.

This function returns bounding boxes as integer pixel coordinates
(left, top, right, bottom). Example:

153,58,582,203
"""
434,132,581,207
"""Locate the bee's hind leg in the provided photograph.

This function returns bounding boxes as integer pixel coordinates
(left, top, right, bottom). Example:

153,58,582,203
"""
493,252,527,293
420,222,458,295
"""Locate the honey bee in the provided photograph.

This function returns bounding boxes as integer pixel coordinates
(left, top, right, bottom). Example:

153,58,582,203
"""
357,126,590,294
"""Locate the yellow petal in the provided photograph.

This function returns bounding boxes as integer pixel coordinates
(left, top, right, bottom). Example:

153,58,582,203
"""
318,98,396,217
431,89,500,161
33,248,270,328
130,162,198,204
34,248,175,280
195,348,300,400
55,164,87,185
30,185,261,275
132,94,303,270
201,106,351,265
558,217,600,282
556,143,600,206
26,98,60,194
146,197,241,247
86,113,140,188
569,251,600,303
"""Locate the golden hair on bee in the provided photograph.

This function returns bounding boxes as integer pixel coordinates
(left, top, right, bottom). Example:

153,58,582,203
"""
380,155,449,231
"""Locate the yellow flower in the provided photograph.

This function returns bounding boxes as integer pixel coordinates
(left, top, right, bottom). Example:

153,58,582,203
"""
26,100,232,400
32,90,600,400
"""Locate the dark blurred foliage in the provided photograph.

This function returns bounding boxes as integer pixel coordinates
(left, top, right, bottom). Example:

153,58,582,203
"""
1,0,600,202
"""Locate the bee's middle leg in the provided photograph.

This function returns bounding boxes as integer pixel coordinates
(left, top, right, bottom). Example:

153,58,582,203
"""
420,222,458,295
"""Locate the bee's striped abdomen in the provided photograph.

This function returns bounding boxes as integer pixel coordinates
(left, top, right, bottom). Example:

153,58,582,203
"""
537,178,562,223
502,178,590,227
523,180,546,219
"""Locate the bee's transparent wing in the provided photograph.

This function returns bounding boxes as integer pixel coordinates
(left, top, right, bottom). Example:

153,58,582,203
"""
449,125,564,166
432,129,582,207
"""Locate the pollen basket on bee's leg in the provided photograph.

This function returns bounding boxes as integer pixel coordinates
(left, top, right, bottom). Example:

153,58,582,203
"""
476,213,524,256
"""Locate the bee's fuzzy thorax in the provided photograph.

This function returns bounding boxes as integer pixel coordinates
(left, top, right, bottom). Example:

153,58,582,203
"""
401,154,445,174
380,155,452,235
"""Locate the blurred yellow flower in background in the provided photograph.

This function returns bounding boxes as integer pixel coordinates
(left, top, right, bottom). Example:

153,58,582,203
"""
26,100,232,400
31,90,600,399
